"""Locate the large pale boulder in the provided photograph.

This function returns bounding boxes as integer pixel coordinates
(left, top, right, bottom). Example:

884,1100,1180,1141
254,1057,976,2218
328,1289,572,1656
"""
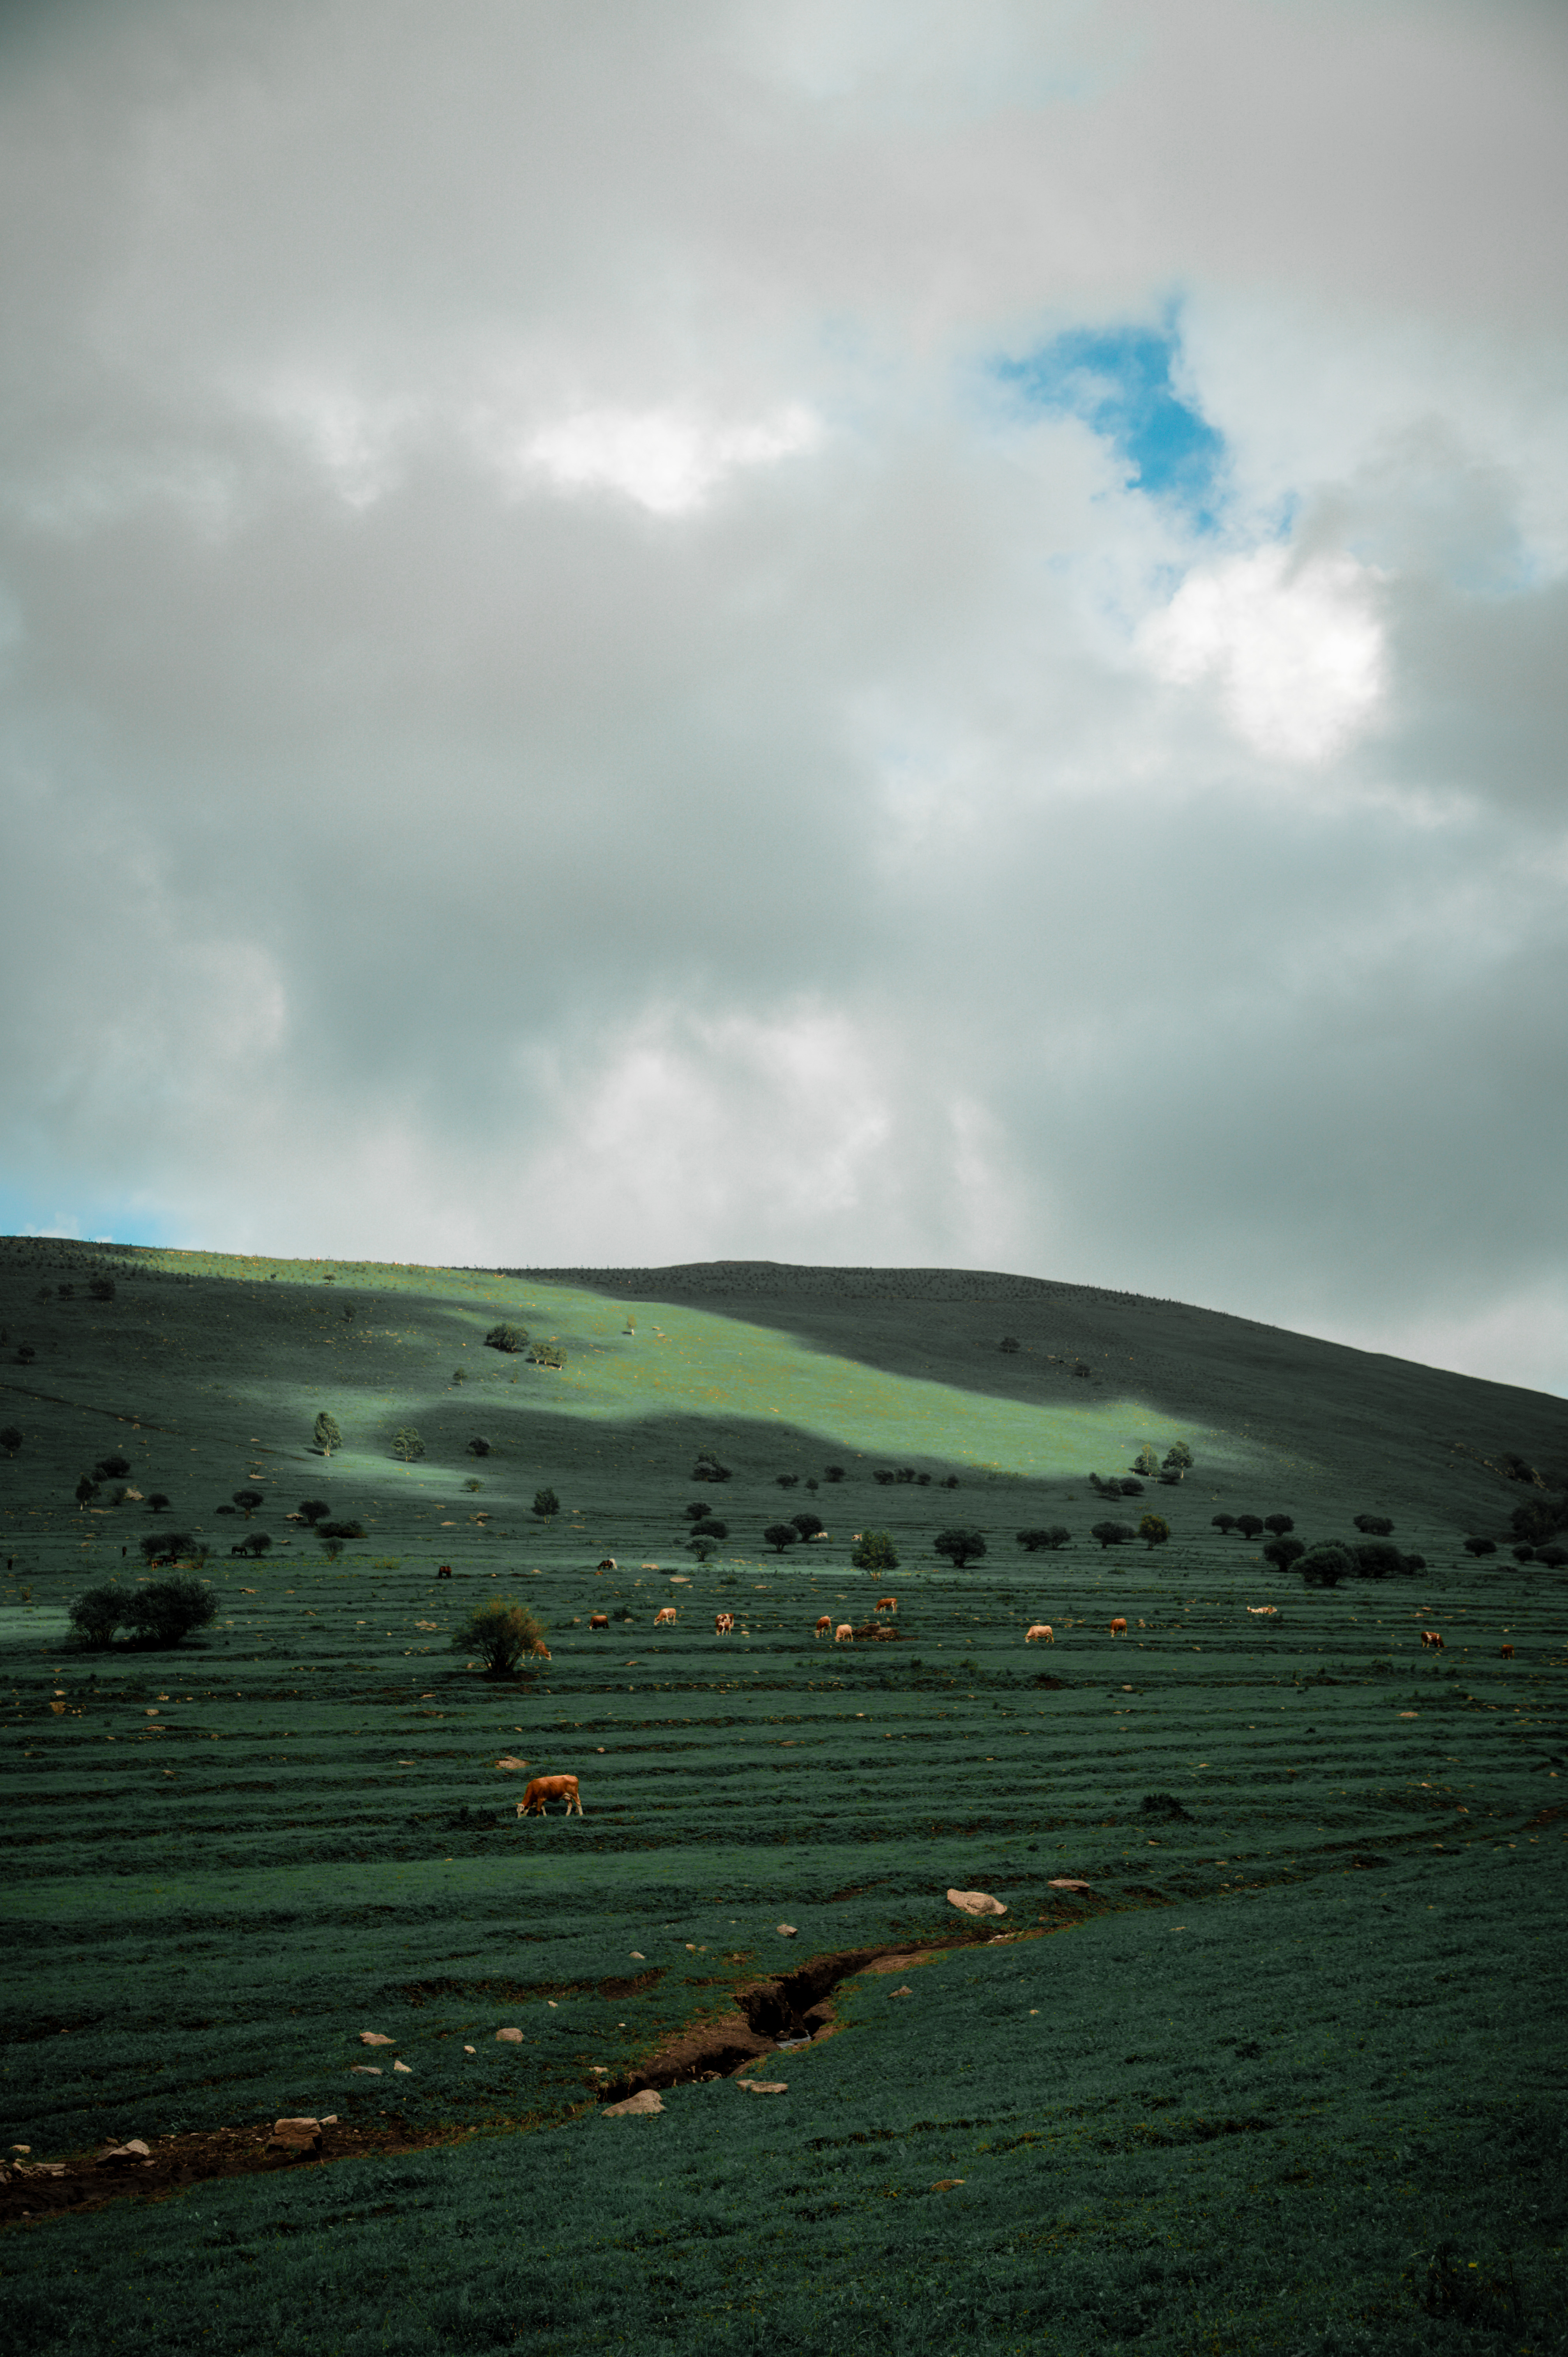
946,1889,1006,1917
496,2027,524,2042
359,2032,395,2046
267,2118,322,2154
603,2088,664,2116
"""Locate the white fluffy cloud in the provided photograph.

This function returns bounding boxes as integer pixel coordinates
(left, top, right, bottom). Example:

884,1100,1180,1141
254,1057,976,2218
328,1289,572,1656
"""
1,0,1566,1395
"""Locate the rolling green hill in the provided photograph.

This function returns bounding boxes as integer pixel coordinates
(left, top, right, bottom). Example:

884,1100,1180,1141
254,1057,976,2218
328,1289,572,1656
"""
1,1237,1564,2355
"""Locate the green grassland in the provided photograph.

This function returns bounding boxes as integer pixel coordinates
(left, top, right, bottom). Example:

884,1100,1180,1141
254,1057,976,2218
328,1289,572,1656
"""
1,1239,1564,2353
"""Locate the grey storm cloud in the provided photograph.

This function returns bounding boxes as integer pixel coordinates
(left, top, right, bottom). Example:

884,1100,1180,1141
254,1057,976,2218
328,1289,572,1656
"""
1,0,1566,1394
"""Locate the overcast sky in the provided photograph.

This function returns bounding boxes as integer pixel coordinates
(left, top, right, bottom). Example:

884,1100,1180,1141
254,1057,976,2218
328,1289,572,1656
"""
2,0,1566,1394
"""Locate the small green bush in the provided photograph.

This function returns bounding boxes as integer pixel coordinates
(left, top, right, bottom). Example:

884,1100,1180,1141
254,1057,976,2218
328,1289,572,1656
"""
1211,1513,1236,1534
1163,1440,1193,1472
139,1531,191,1566
763,1523,799,1554
851,1530,898,1572
485,1323,528,1354
1300,1544,1352,1587
1353,1513,1394,1536
299,1500,330,1525
934,1528,986,1567
693,1517,728,1540
96,1454,131,1481
147,1492,170,1512
467,1438,491,1458
1133,1445,1161,1477
1137,1513,1170,1550
824,1466,845,1483
1263,1536,1305,1575
776,1473,799,1489
527,1342,565,1369
0,1426,21,1456
124,1576,217,1646
1090,1520,1134,1550
233,1489,263,1518
687,1536,718,1562
1353,1540,1403,1580
692,1454,731,1483
532,1487,560,1519
1234,1514,1264,1540
318,1519,363,1542
1017,1527,1071,1551
791,1512,824,1539
68,1583,126,1648
998,1336,1019,1354
1464,1536,1497,1558
451,1596,547,1677
313,1412,341,1456
1263,1514,1294,1537
391,1428,425,1463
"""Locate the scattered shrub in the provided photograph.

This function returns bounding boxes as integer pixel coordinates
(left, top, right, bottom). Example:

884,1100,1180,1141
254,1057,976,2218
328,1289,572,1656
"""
873,1469,895,1486
1211,1513,1235,1534
139,1531,191,1566
236,1531,273,1558
1140,1791,1193,1822
452,1368,466,1385
1163,1441,1193,1472
1536,1544,1568,1568
934,1528,986,1567
391,1428,426,1463
1352,1540,1403,1580
775,1474,799,1489
851,1530,899,1572
824,1466,845,1483
1263,1514,1294,1537
1137,1513,1170,1550
1401,1552,1427,1574
451,1597,547,1677
298,1500,330,1525
763,1523,799,1555
15,1345,35,1363
484,1323,528,1354
1119,1479,1144,1497
1510,1497,1568,1546
941,1475,960,1488
96,1454,131,1481
1353,1514,1394,1537
89,1278,115,1301
805,1478,819,1493
0,1426,21,1456
791,1512,825,1539
687,1536,718,1562
1263,1536,1305,1575
692,1455,731,1483
147,1492,170,1512
233,1489,263,1518
1463,1536,1497,1558
124,1576,217,1647
1300,1545,1352,1587
1089,1474,1118,1496
1090,1520,1134,1550
318,1520,363,1542
532,1488,560,1520
526,1342,565,1369
682,1502,711,1521
694,1518,728,1541
1132,1445,1161,1477
1234,1514,1264,1540
466,1438,491,1458
74,1476,100,1509
999,1336,1020,1354
68,1584,126,1647
320,1536,344,1561
1017,1526,1071,1552
916,1472,931,1485
313,1412,342,1456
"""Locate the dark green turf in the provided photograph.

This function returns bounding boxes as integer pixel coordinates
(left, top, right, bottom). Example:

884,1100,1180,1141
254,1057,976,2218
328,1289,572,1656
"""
1,1239,1564,2352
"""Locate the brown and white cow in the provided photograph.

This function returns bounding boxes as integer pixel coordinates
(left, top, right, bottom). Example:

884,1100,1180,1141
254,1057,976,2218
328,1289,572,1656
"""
814,1615,832,1639
1025,1623,1053,1645
655,1606,677,1627
529,1639,551,1660
1421,1629,1444,1650
834,1622,853,1644
1109,1617,1127,1636
589,1613,609,1631
519,1774,581,1817
1500,1643,1515,1659
715,1612,735,1635
436,1564,452,1580
597,1557,617,1571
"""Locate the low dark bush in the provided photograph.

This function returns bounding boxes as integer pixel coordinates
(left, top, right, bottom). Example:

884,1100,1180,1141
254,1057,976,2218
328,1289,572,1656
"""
1353,1540,1404,1579
1464,1536,1497,1557
139,1531,191,1566
466,1438,491,1458
1140,1792,1193,1822
763,1523,799,1554
1353,1514,1394,1536
233,1488,263,1518
484,1323,527,1354
1263,1514,1294,1537
89,1277,115,1301
0,1426,22,1456
851,1530,898,1571
1017,1526,1071,1551
1234,1514,1264,1540
775,1473,799,1489
1090,1520,1134,1550
824,1466,845,1483
68,1584,126,1647
1536,1544,1568,1568
692,1456,731,1482
1300,1544,1352,1587
934,1528,986,1567
532,1488,560,1519
452,1597,546,1676
791,1512,824,1539
124,1576,217,1646
873,1469,895,1485
1401,1552,1426,1574
1263,1536,1305,1575
694,1518,728,1541
1512,1543,1536,1563
147,1492,170,1512
999,1336,1019,1354
1119,1479,1143,1496
96,1454,131,1481
318,1519,363,1542
236,1531,272,1558
1211,1514,1236,1533
299,1500,330,1524
941,1474,960,1488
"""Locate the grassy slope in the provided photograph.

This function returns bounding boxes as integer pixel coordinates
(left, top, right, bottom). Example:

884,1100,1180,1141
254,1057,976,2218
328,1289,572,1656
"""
0,1237,1564,2354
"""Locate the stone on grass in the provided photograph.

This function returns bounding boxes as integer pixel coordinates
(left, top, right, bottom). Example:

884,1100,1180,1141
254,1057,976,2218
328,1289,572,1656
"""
393,2059,413,2073
351,2065,382,2075
946,1889,1006,1916
496,2027,524,2042
888,1986,913,1998
603,2088,664,2117
738,2080,788,2095
359,2031,395,2046
267,2118,322,2154
776,1923,798,1937
495,1756,526,1771
97,2139,152,2167
1048,1878,1092,1893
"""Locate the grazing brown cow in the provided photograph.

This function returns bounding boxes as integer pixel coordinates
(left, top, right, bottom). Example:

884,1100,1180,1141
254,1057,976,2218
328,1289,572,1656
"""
814,1615,832,1639
876,1596,898,1615
528,1640,552,1660
715,1612,735,1635
1109,1617,1127,1636
1025,1623,1053,1645
597,1558,617,1571
436,1564,452,1580
655,1606,677,1627
519,1774,581,1818
589,1613,609,1631
834,1622,853,1644
1421,1629,1444,1650
1500,1643,1515,1659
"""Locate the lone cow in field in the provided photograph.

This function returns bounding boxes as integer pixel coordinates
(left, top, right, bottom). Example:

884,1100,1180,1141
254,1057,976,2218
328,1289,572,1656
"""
1500,1643,1514,1659
814,1615,832,1639
589,1613,609,1631
655,1606,677,1626
529,1640,551,1661
1421,1629,1444,1651
436,1564,452,1580
597,1557,616,1571
834,1622,853,1644
1109,1617,1127,1636
519,1774,581,1817
715,1612,735,1635
1026,1623,1053,1645
876,1596,897,1616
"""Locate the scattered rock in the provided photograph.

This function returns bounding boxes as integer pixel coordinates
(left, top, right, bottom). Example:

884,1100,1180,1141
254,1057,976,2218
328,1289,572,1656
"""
777,1923,798,1937
629,1950,645,1960
496,2027,523,2042
9,2145,29,2155
359,2032,395,2046
602,2088,664,2117
738,2080,788,2095
267,2118,322,2154
495,1756,526,1772
350,2066,382,2075
931,2177,965,2191
393,2059,413,2073
97,2139,152,2168
463,2044,476,2053
320,2115,337,2124
888,1985,913,1998
946,1889,1006,1916
1048,1878,1093,1893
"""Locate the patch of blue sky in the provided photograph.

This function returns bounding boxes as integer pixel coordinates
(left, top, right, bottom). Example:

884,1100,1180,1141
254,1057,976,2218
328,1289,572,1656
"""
0,1182,184,1250
996,319,1227,528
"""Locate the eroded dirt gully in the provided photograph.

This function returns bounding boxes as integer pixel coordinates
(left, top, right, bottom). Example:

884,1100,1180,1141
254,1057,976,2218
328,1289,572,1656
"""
0,1914,1099,2230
